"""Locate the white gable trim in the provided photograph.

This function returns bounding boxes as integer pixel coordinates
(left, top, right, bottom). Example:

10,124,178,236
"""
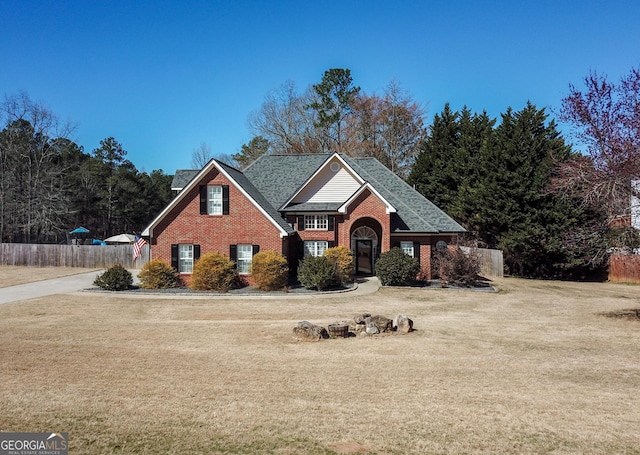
278,153,365,210
142,159,290,238
338,182,396,215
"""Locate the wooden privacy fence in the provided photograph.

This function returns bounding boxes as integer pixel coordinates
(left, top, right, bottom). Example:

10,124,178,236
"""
460,246,504,278
608,254,640,283
1,243,504,276
0,243,149,269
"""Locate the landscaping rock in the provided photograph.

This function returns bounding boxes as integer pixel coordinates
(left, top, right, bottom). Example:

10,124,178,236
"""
294,313,413,340
393,314,414,333
293,321,329,341
368,315,393,333
354,313,372,324
365,320,380,334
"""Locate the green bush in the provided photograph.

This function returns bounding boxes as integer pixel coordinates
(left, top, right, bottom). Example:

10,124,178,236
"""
190,251,238,292
137,259,182,289
323,245,354,285
435,246,480,287
297,255,336,291
251,250,289,291
375,247,420,286
93,264,133,291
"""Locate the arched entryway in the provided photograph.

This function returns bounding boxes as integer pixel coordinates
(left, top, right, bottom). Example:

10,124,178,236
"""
350,218,382,275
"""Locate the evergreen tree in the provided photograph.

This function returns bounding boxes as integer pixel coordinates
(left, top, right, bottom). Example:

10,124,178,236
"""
308,68,360,153
408,103,461,210
482,103,580,276
451,109,494,234
409,102,596,278
233,136,269,168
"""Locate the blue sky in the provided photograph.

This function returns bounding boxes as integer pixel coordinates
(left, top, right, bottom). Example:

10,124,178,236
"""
2,1,639,174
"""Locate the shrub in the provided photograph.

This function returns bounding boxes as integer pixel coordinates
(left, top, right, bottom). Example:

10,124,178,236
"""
435,246,480,287
93,264,133,291
251,250,289,291
323,245,354,285
375,247,420,286
190,251,238,292
297,255,335,291
137,259,182,289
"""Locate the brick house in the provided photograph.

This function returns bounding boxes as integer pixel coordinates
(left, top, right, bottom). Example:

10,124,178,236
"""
142,153,465,283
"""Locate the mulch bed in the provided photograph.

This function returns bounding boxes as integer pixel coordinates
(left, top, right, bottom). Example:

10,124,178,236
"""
86,281,356,296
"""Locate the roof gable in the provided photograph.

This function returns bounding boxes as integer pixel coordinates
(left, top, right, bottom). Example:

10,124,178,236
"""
284,154,364,208
143,159,294,238
339,182,396,215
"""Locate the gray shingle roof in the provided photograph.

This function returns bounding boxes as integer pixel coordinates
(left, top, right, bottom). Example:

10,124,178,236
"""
172,153,464,235
244,153,465,234
342,156,466,233
243,154,329,208
282,202,343,212
171,169,199,190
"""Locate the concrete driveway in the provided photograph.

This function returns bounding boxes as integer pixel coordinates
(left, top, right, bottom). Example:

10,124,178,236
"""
0,271,380,304
0,271,104,305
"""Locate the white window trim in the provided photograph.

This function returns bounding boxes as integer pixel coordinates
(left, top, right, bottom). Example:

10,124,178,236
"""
237,244,253,275
436,240,448,252
179,244,194,273
208,185,223,215
400,241,415,258
304,214,328,230
304,240,328,257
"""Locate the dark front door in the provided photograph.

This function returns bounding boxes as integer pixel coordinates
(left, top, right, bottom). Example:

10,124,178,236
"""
356,240,373,275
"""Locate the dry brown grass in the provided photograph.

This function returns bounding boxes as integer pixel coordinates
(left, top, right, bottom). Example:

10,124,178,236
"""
0,266,98,288
1,278,640,454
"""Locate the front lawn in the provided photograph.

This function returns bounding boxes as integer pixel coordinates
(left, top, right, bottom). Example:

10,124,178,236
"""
1,278,639,454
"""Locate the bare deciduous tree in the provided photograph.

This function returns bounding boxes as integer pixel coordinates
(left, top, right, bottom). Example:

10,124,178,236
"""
0,92,75,242
554,68,640,223
248,80,321,155
246,71,426,177
191,142,213,169
348,81,426,177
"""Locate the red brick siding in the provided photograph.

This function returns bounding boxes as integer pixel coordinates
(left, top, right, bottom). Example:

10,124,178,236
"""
421,244,432,280
390,234,459,280
151,168,286,285
338,190,391,252
298,230,335,242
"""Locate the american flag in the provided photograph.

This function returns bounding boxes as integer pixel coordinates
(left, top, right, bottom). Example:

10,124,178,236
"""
133,235,148,261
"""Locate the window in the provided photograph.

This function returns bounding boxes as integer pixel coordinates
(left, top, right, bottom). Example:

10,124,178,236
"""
171,244,200,273
304,240,328,257
304,215,328,230
179,244,194,273
400,241,415,258
231,244,259,274
237,244,253,274
436,240,448,252
200,185,229,215
208,185,223,215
